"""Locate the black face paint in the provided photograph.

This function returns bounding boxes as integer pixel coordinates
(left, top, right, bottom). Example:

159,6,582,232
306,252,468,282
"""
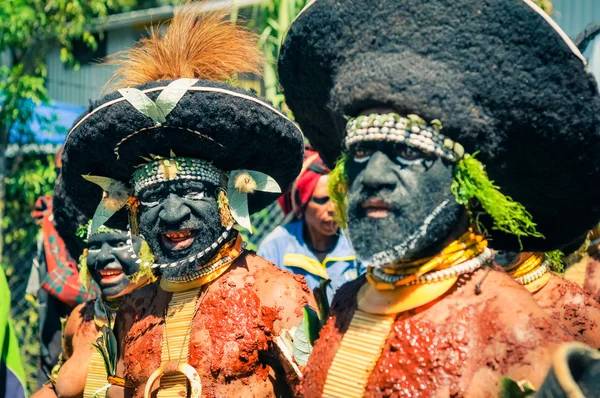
138,179,223,280
87,231,141,298
345,141,464,265
311,196,331,205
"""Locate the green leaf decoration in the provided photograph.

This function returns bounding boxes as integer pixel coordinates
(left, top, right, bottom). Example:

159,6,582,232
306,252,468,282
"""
498,377,536,398
328,153,349,229
90,199,119,235
452,153,544,250
92,305,118,378
82,175,120,192
155,78,198,119
546,250,565,274
118,87,166,124
228,188,252,233
245,170,282,193
119,79,197,125
293,307,315,366
314,279,331,326
304,306,321,346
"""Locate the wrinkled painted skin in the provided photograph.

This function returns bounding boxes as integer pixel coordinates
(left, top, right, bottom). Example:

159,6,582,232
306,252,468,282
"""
53,302,98,398
496,251,600,348
32,232,147,398
113,252,312,398
532,273,600,348
345,139,463,262
300,115,578,396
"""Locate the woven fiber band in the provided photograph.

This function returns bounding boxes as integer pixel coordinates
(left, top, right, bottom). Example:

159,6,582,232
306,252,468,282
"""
345,113,464,162
132,157,221,195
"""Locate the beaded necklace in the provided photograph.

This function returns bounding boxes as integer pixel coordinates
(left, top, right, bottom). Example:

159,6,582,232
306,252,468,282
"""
505,252,551,293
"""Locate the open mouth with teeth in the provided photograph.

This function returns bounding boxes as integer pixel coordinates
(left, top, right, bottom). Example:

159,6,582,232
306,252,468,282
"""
161,230,198,251
362,199,391,219
97,268,124,285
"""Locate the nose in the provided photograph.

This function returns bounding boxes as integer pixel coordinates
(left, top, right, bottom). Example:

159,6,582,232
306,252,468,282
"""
96,243,116,268
361,151,399,191
158,193,191,225
325,198,335,216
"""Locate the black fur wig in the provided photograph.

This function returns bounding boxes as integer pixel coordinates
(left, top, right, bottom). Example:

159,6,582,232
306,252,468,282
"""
278,0,600,252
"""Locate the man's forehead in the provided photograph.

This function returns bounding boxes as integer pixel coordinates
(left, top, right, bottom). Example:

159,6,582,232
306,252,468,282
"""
88,231,128,243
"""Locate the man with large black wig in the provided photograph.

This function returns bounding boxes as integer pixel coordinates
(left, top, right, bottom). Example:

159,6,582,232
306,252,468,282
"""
60,5,312,397
278,0,600,395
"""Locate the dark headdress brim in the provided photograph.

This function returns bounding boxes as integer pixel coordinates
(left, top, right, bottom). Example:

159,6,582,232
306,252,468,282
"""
278,0,600,251
61,79,304,229
53,179,89,260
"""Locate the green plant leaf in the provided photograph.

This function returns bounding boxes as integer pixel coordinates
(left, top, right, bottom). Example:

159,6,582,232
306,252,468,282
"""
228,189,252,233
155,78,198,121
90,199,118,234
304,306,321,346
118,87,165,124
245,170,282,193
82,175,118,192
314,279,331,325
292,306,322,365
498,377,536,398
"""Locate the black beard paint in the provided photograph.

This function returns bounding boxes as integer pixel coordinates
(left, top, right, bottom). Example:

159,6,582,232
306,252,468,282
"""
345,142,464,266
138,179,224,280
87,231,142,298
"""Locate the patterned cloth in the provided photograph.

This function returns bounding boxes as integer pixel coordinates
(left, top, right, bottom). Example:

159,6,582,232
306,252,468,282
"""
36,198,97,307
29,196,98,387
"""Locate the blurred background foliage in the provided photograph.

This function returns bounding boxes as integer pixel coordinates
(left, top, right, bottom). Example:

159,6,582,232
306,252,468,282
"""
247,0,308,110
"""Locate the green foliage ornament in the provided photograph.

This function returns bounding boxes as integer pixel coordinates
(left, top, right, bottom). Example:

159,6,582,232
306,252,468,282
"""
546,250,565,274
292,306,320,366
328,153,349,230
498,377,536,398
118,78,199,125
452,153,543,249
292,281,331,366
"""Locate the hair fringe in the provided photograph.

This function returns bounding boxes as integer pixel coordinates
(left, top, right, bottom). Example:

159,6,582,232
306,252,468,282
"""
104,2,262,91
452,153,544,250
328,153,349,230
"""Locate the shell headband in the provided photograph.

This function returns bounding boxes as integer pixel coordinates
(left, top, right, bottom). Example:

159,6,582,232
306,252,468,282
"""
345,113,464,162
330,112,544,249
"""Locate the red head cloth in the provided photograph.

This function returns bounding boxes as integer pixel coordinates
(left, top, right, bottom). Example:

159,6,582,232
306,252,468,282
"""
278,149,330,216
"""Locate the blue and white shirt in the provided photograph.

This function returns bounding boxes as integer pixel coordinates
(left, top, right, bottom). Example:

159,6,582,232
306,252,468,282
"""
258,220,363,303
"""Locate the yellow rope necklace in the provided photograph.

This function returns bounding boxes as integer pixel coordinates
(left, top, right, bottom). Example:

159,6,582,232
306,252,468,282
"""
367,229,488,289
506,252,551,293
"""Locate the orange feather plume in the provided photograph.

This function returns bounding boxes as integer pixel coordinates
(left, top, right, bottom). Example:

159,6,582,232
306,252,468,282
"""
105,2,262,90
